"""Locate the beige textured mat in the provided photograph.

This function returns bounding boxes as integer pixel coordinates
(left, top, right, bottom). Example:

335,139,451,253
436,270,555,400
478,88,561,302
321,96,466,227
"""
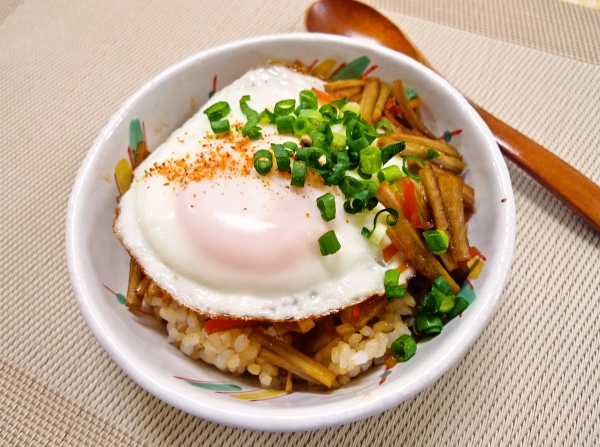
370,0,600,64
1,0,599,445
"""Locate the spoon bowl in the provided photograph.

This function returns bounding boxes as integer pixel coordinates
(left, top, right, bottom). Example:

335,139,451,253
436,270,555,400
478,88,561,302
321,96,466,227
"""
306,0,600,234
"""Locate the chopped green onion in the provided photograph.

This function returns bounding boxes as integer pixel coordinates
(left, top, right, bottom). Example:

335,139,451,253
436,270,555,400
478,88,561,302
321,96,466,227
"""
306,148,333,175
439,292,456,314
299,90,318,110
380,141,406,165
209,119,230,134
386,284,407,300
374,120,394,135
446,296,469,318
295,147,309,161
324,162,347,186
333,151,350,168
240,95,262,140
319,104,338,122
253,149,273,175
258,109,276,124
283,141,298,153
344,190,370,214
360,145,382,174
203,101,231,134
413,314,443,336
365,217,387,245
316,193,336,222
423,229,449,255
330,133,347,152
293,116,316,138
203,101,231,121
330,98,348,109
347,149,360,169
299,109,323,122
391,334,417,362
384,269,400,287
317,122,334,145
364,181,378,210
402,155,426,181
339,176,365,198
419,288,442,314
377,165,402,183
271,144,291,172
276,115,295,134
426,148,440,160
318,230,341,256
361,208,398,239
340,102,362,118
357,166,372,180
309,130,328,152
346,119,377,153
432,276,452,295
420,275,455,314
294,102,311,116
291,160,306,187
274,99,296,116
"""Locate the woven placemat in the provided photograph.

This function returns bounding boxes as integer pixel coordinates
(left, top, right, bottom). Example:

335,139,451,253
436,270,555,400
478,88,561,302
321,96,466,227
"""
1,0,599,445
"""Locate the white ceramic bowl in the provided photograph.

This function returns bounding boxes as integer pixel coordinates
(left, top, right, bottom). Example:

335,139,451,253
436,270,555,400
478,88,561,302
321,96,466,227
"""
66,33,515,431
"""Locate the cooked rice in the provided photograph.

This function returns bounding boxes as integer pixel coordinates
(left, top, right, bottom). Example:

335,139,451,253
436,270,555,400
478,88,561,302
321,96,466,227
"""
143,289,415,390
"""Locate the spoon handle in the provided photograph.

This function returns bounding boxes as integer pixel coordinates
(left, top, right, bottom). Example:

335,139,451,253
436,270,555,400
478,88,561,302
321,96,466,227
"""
354,19,600,233
398,35,600,233
474,105,600,233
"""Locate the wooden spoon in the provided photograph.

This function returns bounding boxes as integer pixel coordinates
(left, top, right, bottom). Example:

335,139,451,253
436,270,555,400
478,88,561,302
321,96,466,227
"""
306,0,600,233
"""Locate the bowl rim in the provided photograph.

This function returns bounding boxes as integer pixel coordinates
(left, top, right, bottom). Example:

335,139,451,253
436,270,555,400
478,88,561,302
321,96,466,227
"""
66,32,516,431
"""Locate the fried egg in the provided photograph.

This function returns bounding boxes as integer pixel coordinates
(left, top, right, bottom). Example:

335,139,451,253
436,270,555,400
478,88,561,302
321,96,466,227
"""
114,65,404,320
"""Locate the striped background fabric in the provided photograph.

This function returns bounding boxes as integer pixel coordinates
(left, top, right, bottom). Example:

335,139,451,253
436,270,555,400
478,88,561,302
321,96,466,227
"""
1,0,599,445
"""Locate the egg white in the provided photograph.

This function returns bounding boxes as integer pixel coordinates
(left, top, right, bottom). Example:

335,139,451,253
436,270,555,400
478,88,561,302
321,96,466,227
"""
115,66,404,320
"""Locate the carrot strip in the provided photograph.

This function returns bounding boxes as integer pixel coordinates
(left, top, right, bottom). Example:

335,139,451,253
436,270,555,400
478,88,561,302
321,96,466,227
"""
350,302,363,323
382,243,399,262
397,261,411,273
204,319,260,335
311,87,337,105
344,295,387,330
403,179,426,229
